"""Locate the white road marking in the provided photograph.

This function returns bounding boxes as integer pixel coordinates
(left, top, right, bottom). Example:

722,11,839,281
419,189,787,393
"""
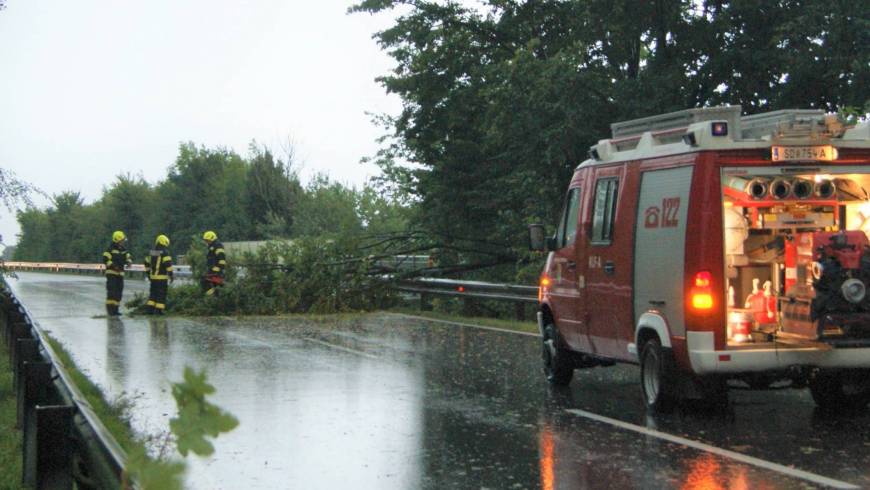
302,337,382,360
565,408,860,490
390,313,539,337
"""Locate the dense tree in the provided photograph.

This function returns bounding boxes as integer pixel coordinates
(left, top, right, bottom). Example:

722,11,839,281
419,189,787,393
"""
353,0,869,279
244,145,301,239
293,174,364,238
154,143,249,254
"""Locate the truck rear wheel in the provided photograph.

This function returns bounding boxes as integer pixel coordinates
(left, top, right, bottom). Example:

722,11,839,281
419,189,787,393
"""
809,372,870,411
640,337,676,412
542,323,574,386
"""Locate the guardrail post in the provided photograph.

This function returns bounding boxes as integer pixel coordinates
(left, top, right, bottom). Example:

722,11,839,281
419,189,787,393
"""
15,339,40,407
420,292,432,311
10,321,32,370
35,405,74,490
0,301,8,339
21,361,52,487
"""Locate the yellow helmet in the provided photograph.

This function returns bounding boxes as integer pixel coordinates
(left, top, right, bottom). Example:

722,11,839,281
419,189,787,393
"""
112,230,126,243
202,231,217,242
155,235,170,247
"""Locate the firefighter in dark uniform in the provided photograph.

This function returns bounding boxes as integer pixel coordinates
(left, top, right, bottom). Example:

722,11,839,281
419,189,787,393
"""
102,230,132,316
144,234,174,314
201,230,226,295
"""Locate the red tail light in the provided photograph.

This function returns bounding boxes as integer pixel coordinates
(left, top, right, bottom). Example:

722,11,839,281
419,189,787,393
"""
690,270,714,310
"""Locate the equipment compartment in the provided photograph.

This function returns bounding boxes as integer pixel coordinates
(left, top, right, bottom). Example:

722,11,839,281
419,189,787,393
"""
722,171,870,345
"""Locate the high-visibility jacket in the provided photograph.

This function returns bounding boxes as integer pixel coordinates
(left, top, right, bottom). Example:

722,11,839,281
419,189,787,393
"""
102,242,132,276
206,241,227,276
144,245,174,281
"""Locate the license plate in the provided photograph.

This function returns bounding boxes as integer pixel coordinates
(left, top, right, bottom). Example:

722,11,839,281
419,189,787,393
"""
771,145,837,162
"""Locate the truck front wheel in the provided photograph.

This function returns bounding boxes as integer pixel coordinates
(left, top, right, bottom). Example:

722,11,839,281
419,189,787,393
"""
640,337,677,412
542,323,574,386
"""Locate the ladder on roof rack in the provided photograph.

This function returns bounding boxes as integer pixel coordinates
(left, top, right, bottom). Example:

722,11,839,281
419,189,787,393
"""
739,109,839,139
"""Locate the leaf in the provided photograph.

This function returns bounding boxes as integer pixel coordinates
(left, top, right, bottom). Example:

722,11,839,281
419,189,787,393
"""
169,366,239,458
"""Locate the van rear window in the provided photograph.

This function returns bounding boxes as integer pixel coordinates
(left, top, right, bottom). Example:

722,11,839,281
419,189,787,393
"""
591,178,618,244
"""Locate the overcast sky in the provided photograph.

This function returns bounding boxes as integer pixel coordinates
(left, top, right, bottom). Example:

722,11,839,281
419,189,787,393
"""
0,0,402,246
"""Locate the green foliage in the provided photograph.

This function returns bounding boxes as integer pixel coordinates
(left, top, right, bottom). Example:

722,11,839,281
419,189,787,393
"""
41,336,187,489
126,235,399,316
0,335,22,489
245,144,301,239
14,143,410,267
839,103,870,126
169,367,239,457
124,447,186,490
353,0,870,280
293,174,363,237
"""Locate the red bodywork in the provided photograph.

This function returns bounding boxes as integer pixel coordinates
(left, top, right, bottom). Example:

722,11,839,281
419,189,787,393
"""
540,146,870,373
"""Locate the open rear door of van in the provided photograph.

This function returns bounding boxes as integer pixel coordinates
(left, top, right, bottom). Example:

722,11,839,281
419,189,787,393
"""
633,166,694,344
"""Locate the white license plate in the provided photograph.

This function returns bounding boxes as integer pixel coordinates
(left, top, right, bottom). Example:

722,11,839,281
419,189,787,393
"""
771,145,837,161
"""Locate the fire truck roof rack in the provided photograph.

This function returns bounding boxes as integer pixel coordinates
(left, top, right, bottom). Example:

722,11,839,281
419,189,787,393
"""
610,105,741,139
740,109,846,140
586,106,868,167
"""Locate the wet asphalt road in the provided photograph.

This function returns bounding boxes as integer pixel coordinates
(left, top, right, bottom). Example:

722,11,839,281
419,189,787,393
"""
7,272,870,489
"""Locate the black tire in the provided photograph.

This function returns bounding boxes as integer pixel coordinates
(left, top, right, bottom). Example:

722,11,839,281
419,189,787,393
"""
640,337,677,412
809,372,870,411
542,323,574,386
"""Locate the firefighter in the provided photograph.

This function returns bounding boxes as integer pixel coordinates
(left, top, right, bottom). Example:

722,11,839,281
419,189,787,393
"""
102,230,132,316
144,234,174,314
201,230,226,295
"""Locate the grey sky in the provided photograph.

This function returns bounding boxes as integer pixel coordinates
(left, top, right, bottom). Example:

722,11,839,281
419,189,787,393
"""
0,0,401,246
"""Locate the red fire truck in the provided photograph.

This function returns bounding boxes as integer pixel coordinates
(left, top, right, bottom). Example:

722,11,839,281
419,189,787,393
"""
529,106,870,412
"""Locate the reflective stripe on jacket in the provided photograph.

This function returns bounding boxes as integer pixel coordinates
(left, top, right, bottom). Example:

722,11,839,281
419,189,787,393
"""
103,243,132,276
144,246,174,281
206,241,227,275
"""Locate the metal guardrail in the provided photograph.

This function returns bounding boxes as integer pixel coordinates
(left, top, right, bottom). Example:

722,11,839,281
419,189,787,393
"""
5,261,192,278
395,277,537,302
1,280,129,488
394,277,538,320
6,261,538,319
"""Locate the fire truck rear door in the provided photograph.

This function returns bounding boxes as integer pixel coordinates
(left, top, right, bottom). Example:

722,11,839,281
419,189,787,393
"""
633,166,693,341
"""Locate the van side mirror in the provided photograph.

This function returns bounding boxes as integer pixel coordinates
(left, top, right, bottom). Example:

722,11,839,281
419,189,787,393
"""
529,224,552,251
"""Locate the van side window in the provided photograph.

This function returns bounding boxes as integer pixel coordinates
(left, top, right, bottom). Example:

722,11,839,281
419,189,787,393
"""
556,188,581,248
591,178,618,244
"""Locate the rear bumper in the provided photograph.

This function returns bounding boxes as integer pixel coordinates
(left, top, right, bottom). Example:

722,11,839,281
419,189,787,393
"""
687,331,870,375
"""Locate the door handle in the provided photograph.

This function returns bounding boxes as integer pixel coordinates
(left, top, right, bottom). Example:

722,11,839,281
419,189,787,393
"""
604,261,615,275
567,261,576,270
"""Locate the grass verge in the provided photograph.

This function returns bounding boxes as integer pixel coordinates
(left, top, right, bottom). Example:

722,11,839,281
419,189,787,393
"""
43,335,182,486
387,307,539,335
45,336,144,451
0,334,23,489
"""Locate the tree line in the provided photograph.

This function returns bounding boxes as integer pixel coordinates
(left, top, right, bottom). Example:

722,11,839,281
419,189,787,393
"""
13,142,410,263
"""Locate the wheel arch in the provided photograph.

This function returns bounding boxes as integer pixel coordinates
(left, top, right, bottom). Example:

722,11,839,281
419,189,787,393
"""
635,312,673,352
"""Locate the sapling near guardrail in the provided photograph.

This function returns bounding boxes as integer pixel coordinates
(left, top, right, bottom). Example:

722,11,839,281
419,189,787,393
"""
125,366,238,489
170,366,239,457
